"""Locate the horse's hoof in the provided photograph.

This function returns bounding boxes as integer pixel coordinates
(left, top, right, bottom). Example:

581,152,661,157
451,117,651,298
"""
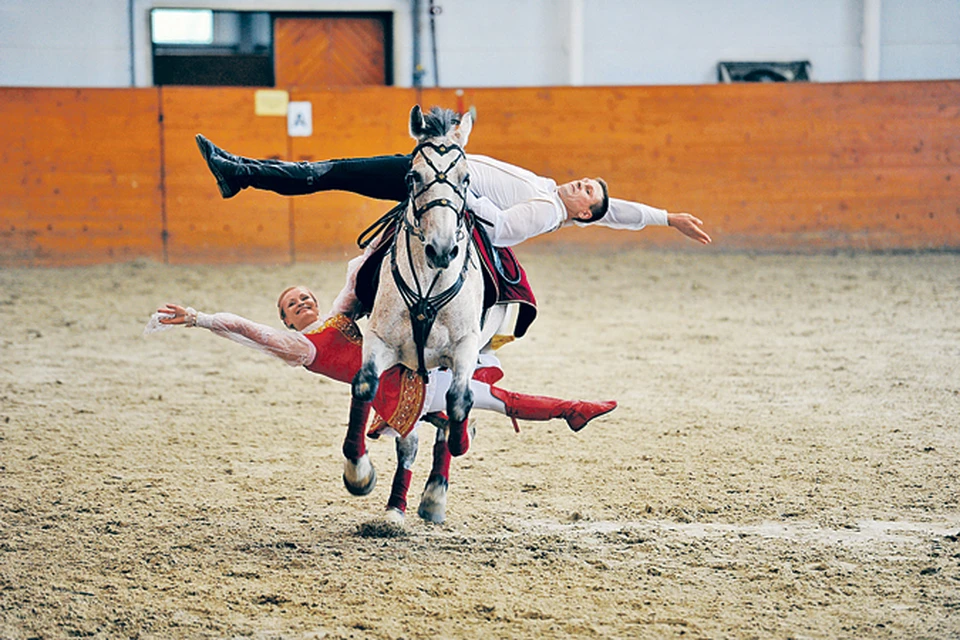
343,455,377,496
417,476,448,524
384,507,405,525
343,468,377,496
417,502,446,524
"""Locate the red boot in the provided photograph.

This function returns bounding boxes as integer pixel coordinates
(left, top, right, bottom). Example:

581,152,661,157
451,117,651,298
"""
472,365,504,385
489,387,617,432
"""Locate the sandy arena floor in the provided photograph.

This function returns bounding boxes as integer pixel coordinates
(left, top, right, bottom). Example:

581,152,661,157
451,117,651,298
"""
1,248,958,639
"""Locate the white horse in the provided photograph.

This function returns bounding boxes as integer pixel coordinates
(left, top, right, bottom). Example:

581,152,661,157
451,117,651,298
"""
342,106,484,520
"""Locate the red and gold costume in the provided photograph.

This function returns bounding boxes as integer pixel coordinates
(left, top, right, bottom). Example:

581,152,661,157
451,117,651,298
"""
301,314,430,438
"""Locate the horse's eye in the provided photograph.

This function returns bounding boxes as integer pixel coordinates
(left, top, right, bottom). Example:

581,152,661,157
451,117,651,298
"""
461,174,470,187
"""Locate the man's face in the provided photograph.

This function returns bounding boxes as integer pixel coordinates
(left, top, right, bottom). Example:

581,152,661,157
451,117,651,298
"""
557,178,604,220
278,286,320,331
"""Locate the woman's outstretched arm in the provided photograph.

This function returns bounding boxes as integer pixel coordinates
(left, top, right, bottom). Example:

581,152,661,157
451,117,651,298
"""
157,303,316,367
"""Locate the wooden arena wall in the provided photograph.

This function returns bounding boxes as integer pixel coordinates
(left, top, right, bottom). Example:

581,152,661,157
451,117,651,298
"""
2,82,958,266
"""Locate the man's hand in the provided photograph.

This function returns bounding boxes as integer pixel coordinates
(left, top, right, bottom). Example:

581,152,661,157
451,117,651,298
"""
667,213,712,245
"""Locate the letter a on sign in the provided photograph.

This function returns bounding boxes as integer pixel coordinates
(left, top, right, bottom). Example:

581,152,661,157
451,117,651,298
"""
287,102,312,137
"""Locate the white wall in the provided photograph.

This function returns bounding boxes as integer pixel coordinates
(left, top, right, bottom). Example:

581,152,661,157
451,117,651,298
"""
421,0,571,86
585,0,864,84
0,0,134,86
0,0,957,88
881,0,960,80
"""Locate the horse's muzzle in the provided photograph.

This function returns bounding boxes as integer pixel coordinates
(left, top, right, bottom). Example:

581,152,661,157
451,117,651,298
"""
425,242,459,269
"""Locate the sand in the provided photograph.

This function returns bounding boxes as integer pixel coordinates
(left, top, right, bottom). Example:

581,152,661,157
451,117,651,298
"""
1,248,958,639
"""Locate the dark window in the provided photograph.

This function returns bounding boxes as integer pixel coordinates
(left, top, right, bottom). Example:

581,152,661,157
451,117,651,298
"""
718,61,812,83
151,10,273,87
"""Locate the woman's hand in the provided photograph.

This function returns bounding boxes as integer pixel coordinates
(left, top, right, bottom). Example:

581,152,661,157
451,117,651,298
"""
157,303,191,325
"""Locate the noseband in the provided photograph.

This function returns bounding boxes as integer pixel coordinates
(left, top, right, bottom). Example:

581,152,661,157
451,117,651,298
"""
404,140,469,240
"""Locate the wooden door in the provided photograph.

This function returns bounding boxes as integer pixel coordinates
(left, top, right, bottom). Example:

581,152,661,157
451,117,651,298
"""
274,16,389,87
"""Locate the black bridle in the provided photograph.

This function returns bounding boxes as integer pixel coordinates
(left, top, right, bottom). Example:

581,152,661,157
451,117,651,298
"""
404,140,470,236
391,140,474,377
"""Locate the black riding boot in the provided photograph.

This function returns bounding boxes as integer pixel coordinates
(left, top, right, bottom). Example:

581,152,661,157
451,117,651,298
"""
195,134,411,201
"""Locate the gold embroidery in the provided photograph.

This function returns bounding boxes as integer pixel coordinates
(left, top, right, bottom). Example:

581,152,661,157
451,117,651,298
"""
488,334,516,350
305,313,363,345
367,415,387,438
386,369,426,438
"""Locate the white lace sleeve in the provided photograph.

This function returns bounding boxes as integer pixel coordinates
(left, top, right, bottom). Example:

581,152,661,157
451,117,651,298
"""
195,312,317,367
326,252,369,320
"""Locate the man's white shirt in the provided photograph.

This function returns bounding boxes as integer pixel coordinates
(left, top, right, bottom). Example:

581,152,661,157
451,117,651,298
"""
464,154,669,247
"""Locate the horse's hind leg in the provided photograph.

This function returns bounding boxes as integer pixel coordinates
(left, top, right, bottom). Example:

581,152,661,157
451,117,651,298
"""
343,360,380,496
445,339,479,457
445,381,473,457
418,426,451,523
385,430,419,524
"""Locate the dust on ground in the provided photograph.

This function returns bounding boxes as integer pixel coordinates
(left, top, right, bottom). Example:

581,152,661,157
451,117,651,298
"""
1,249,958,639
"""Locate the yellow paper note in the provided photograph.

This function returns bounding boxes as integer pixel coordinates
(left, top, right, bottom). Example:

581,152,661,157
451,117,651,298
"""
254,90,289,117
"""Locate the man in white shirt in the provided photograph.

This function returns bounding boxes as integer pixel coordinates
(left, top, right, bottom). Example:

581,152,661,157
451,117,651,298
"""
461,153,711,246
195,131,712,356
195,134,712,246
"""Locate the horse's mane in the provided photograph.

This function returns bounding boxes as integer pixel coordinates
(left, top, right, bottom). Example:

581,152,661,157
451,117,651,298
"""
420,107,460,138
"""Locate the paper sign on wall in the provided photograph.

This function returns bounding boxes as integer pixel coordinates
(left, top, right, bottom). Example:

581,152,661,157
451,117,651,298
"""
287,102,313,137
254,90,289,116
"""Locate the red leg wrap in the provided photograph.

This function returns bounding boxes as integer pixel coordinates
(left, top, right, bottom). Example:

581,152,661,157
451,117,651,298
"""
447,418,471,457
472,366,504,385
343,396,370,460
387,468,413,513
430,438,451,481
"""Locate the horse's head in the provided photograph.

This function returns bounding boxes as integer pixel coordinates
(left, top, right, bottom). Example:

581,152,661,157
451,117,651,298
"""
406,105,473,269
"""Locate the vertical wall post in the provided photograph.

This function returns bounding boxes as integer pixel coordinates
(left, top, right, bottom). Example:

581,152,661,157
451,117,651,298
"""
569,0,585,86
862,0,881,81
412,0,424,88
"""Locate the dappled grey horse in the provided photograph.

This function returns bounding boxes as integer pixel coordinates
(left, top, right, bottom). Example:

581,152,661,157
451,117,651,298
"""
341,106,483,523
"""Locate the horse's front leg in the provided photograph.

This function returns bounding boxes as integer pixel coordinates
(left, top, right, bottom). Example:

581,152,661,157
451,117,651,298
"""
418,424,451,523
445,334,480,457
343,333,394,496
384,429,419,525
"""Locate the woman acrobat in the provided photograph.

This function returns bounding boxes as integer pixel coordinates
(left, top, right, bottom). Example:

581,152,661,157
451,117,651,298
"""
151,284,615,523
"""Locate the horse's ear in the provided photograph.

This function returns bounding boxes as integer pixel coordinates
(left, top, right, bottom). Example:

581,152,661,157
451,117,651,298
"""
453,110,472,147
409,105,425,139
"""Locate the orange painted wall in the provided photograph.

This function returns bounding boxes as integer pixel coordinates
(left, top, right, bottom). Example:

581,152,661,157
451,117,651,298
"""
161,87,291,264
1,82,958,267
287,87,421,262
425,82,960,251
0,88,163,266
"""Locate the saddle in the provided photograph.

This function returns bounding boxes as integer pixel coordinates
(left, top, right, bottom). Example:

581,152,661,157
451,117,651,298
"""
355,216,538,339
